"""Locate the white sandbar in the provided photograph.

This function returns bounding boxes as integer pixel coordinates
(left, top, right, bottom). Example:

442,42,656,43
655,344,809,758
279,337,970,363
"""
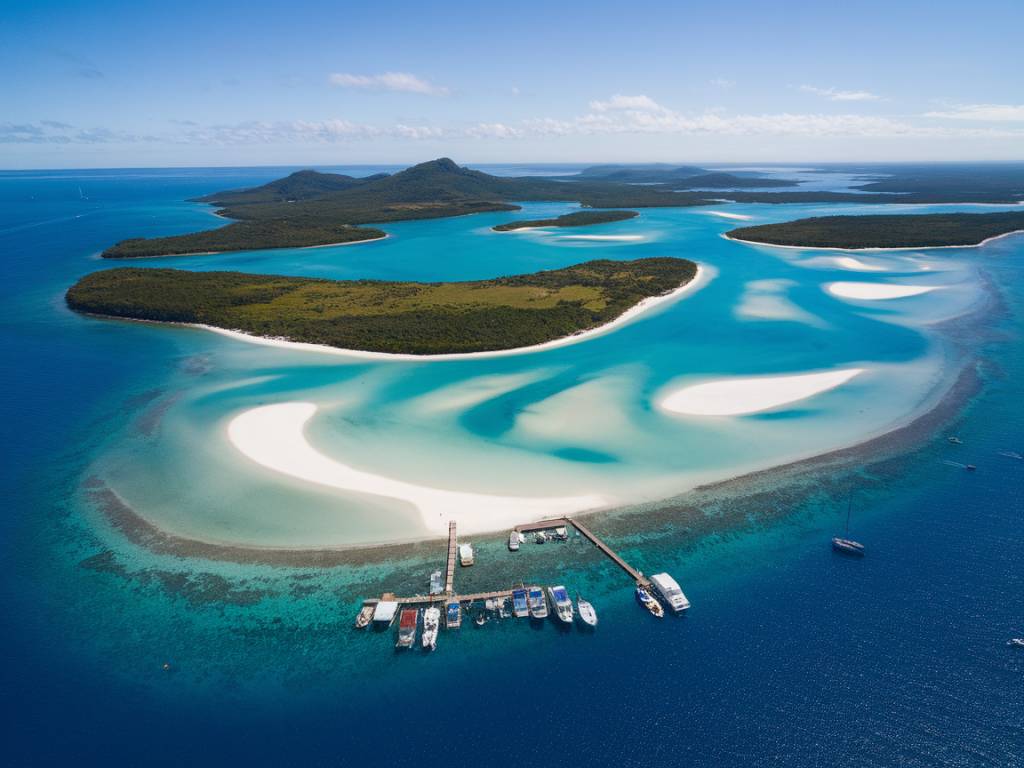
659,368,864,416
704,210,754,221
557,234,646,242
826,282,939,300
227,402,609,536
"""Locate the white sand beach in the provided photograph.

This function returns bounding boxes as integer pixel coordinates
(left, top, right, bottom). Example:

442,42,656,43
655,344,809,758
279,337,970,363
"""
227,402,610,536
826,282,939,300
199,263,713,361
658,368,864,416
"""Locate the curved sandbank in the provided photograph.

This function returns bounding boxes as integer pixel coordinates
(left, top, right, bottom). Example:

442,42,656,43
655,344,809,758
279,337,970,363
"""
826,282,939,300
556,234,646,242
227,402,610,536
658,368,864,416
704,210,754,221
196,263,713,362
723,229,1024,252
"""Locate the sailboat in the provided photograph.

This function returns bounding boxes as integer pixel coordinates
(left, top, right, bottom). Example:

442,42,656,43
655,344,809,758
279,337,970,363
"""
832,495,865,556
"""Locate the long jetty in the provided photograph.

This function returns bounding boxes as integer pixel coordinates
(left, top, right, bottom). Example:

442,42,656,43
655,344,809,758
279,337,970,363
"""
373,515,649,607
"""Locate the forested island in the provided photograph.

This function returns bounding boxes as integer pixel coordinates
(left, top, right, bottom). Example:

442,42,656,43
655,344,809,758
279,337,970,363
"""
727,211,1024,249
493,210,638,232
66,257,697,355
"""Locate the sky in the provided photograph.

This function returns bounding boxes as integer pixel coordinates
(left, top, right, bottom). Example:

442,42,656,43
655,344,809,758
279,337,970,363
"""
2,0,1023,168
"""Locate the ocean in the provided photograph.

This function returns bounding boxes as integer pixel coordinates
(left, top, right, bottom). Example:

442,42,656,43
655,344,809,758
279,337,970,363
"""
0,165,1021,767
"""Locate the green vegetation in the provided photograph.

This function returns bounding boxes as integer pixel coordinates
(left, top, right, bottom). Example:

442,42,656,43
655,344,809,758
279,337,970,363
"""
493,210,638,232
101,158,722,258
66,257,697,355
102,220,386,258
728,211,1024,249
572,164,800,188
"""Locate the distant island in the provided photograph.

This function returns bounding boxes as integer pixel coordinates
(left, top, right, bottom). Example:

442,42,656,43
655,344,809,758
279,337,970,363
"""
493,210,638,232
66,257,697,355
727,211,1024,249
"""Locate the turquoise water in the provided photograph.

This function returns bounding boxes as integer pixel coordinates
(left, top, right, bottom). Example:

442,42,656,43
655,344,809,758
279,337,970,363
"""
1,166,1022,766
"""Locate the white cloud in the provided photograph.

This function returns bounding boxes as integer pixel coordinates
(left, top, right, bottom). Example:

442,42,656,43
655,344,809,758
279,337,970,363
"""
799,85,880,102
328,72,449,95
588,94,666,112
710,78,735,89
924,103,1024,121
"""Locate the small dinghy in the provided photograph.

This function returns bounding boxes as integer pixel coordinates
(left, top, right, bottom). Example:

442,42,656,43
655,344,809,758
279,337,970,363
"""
576,595,598,627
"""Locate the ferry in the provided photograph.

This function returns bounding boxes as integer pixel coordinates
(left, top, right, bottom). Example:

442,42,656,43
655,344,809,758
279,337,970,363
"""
527,586,548,619
446,601,462,629
396,608,418,649
511,588,529,618
354,604,374,629
422,606,440,650
547,585,575,624
649,573,691,613
636,586,664,618
576,595,598,627
459,543,474,566
508,530,520,551
429,570,444,595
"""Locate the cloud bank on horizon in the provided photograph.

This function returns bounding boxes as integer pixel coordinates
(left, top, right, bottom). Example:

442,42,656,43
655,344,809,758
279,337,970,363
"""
2,0,1021,166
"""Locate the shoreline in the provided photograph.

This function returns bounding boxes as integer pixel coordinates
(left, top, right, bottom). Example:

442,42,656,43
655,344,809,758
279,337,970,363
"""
101,232,389,260
723,228,1024,252
92,263,712,362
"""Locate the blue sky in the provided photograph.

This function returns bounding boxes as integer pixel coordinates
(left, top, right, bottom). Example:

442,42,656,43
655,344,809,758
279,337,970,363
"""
3,0,1023,168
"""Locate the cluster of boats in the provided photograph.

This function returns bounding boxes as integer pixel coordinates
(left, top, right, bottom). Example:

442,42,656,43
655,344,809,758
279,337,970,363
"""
508,527,568,550
635,573,690,618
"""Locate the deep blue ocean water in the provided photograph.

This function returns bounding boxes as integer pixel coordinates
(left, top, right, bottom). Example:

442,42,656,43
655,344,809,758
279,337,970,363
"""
0,166,1021,767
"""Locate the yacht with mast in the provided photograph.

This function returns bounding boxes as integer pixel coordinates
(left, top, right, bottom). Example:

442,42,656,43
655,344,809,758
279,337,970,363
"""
832,495,865,556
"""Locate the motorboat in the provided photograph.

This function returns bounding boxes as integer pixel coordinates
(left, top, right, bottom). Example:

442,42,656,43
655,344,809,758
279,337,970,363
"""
576,596,598,627
947,436,963,445
636,586,664,618
446,601,462,629
535,531,547,544
396,608,418,649
1008,638,1024,648
508,530,520,551
354,604,374,629
511,588,529,618
527,586,548,619
429,570,444,595
547,585,574,624
422,606,440,650
459,543,474,566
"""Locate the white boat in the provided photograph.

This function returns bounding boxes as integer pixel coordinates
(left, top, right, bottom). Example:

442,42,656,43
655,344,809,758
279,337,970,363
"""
535,531,547,544
527,586,548,619
459,543,474,566
576,596,598,627
429,570,444,595
422,607,440,650
832,496,865,556
508,530,520,551
512,588,529,618
649,573,690,613
372,600,399,626
354,604,374,629
636,586,664,618
1008,638,1024,648
547,585,574,624
396,608,418,649
446,601,462,629
554,526,568,541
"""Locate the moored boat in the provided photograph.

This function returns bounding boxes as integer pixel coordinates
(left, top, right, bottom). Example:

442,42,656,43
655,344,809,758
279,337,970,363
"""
947,436,963,445
429,570,443,595
446,601,462,629
649,573,690,613
553,526,568,541
508,530,520,551
512,588,529,618
831,537,865,556
528,586,548,619
636,586,664,618
459,543,474,566
547,585,574,624
576,596,598,627
372,600,399,626
396,608,418,649
534,531,547,544
354,604,374,629
422,607,440,650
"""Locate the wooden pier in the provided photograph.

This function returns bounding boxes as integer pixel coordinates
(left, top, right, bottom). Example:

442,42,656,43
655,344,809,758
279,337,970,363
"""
516,517,649,586
444,520,457,595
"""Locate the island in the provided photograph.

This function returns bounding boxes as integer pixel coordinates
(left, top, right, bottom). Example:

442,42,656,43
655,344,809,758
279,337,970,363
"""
66,257,698,355
727,211,1024,249
493,210,638,232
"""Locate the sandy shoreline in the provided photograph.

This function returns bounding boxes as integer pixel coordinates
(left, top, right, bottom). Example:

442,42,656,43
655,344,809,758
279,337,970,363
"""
723,229,1024,252
101,233,389,260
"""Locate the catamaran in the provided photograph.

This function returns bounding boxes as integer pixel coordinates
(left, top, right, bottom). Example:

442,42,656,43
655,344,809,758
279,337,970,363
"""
508,530,520,551
422,606,440,650
511,588,529,618
547,585,574,624
396,608,418,649
832,495,865,556
429,570,444,595
649,573,690,613
576,595,598,627
446,601,462,629
528,586,548,619
636,586,664,618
